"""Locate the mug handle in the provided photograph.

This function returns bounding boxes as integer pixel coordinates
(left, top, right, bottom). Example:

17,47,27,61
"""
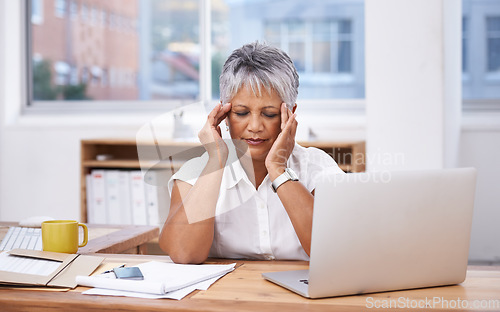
78,223,88,247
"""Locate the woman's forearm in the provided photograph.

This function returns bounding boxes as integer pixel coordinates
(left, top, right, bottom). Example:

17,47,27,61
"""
274,179,314,256
159,157,226,263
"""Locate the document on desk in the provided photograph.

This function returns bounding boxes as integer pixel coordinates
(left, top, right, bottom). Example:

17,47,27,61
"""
82,274,226,300
77,261,235,299
0,249,104,289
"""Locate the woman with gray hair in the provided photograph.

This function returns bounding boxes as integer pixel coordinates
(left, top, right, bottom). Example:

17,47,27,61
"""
159,42,343,264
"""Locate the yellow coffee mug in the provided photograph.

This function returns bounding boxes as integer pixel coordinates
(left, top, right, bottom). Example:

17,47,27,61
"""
41,220,88,253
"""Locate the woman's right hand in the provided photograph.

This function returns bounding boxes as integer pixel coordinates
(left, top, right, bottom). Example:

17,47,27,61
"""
198,103,232,167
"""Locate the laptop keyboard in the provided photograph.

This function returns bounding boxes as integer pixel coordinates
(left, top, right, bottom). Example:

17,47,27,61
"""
0,227,43,252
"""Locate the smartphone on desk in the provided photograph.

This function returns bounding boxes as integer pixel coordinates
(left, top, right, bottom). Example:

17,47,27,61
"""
113,267,144,280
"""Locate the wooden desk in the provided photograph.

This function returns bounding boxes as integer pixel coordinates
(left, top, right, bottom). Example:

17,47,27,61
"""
0,223,159,254
1,253,499,312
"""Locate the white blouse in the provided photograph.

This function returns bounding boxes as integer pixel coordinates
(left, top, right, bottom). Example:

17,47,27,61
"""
168,142,345,261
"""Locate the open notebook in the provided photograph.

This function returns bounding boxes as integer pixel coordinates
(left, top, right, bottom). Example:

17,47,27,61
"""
0,227,43,252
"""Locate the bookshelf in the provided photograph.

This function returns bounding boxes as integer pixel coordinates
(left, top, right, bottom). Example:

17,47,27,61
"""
298,141,365,173
80,139,365,223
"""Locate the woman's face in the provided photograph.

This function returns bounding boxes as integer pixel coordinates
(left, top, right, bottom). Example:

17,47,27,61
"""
227,85,283,162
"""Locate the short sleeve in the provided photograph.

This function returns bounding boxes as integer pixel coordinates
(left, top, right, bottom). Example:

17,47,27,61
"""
290,145,345,192
167,152,209,195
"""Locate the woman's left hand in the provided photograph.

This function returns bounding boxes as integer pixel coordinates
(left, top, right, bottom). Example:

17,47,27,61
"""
265,103,297,180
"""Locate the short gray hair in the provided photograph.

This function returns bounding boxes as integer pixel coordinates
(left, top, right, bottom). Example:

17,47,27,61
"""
219,42,299,110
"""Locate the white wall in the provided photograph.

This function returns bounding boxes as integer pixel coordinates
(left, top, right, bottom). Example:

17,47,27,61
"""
459,119,500,263
364,0,500,263
0,0,4,221
365,0,460,170
1,0,499,262
0,125,138,221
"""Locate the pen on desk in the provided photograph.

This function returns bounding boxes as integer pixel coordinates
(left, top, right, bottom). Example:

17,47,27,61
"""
102,264,125,274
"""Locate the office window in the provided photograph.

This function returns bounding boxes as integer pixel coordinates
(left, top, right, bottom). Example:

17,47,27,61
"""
29,0,363,107
80,3,87,22
30,0,199,102
100,9,107,27
462,0,500,103
81,67,89,84
337,20,353,73
69,65,79,85
31,0,44,25
90,6,98,26
263,19,353,75
487,16,500,73
211,0,365,100
54,0,67,18
108,13,116,30
70,1,78,21
54,61,70,85
462,17,468,73
90,66,101,85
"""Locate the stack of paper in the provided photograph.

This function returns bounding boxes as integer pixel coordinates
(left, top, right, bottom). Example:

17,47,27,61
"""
76,261,235,300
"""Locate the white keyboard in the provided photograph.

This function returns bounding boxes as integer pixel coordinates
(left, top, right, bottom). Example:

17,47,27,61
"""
0,227,43,251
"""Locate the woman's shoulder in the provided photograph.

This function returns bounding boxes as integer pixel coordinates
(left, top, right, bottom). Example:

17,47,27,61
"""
292,143,334,163
179,152,209,170
169,152,209,187
290,143,344,191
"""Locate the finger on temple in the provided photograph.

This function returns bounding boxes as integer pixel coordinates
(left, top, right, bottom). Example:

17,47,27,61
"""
281,103,287,129
208,103,222,120
216,103,232,124
290,114,298,138
212,103,226,121
284,112,296,134
223,102,232,113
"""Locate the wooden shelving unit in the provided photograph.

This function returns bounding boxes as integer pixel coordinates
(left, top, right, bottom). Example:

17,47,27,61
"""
299,141,366,173
80,139,365,223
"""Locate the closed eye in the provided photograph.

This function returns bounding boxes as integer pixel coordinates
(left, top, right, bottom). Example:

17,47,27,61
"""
263,113,278,118
234,111,249,116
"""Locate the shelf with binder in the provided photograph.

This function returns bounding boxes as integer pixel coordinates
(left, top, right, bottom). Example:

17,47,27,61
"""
80,139,200,226
80,139,365,225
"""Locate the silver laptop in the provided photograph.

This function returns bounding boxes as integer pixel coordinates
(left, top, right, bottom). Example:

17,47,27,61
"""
262,168,477,298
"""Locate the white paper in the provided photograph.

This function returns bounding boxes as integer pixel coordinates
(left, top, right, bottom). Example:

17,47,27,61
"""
82,274,224,300
0,252,60,276
76,261,235,295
